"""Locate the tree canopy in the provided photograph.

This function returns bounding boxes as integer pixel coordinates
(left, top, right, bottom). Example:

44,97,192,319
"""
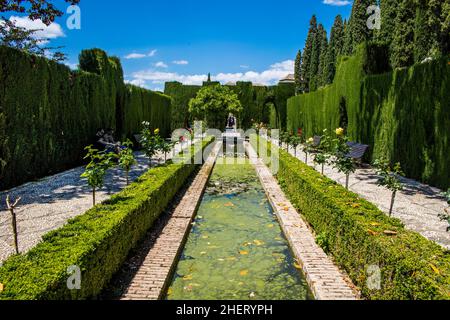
188,85,243,130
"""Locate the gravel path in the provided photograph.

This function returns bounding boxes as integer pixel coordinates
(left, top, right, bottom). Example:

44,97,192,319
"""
279,143,450,249
0,142,192,263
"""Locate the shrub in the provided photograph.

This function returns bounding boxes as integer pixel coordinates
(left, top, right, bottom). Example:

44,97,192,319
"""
253,137,450,300
0,138,214,300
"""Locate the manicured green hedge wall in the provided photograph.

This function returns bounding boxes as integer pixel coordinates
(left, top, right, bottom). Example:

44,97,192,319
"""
253,137,450,300
164,82,201,130
120,85,172,140
0,46,172,190
287,43,450,189
0,138,214,300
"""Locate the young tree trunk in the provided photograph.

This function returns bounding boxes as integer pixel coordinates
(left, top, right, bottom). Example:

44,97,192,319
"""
126,170,129,186
322,163,325,175
93,187,96,206
6,196,21,254
305,152,308,164
10,208,19,254
164,152,167,162
345,174,350,189
389,190,397,217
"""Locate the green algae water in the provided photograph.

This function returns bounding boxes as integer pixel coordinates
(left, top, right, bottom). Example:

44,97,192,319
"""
166,158,313,300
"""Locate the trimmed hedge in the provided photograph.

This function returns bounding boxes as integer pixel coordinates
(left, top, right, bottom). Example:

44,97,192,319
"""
0,138,214,300
0,46,172,190
287,43,450,189
164,81,294,130
120,84,172,140
253,137,450,300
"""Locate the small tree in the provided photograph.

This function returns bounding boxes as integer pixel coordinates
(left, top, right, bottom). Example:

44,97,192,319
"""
313,129,333,175
140,123,163,164
332,128,355,189
304,137,315,164
159,139,175,163
118,140,136,186
373,158,405,217
290,135,302,157
438,189,450,232
5,195,21,254
81,146,115,206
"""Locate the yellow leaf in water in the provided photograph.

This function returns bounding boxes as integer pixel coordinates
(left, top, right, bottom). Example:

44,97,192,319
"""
202,235,209,239
183,275,193,281
224,202,235,207
253,240,264,246
267,224,274,228
239,250,249,255
218,258,225,262
200,251,207,255
190,283,201,287
239,270,249,276
294,262,302,269
238,282,245,286
227,256,237,261
430,264,440,275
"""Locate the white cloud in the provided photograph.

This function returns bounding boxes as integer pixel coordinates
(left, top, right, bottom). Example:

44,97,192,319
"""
5,16,65,43
154,61,168,68
173,60,189,65
124,49,158,59
130,59,294,87
125,53,147,59
322,0,352,6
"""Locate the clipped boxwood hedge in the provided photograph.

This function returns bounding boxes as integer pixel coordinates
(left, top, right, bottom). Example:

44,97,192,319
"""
0,138,214,300
252,137,450,300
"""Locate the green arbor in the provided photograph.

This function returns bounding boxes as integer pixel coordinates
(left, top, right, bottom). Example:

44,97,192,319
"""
189,85,243,130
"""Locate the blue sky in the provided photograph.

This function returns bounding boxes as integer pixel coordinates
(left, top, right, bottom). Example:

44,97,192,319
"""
6,0,353,91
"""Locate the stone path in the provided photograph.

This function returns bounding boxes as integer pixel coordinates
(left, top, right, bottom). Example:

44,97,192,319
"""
246,143,358,300
120,142,222,300
0,141,193,263
274,140,450,249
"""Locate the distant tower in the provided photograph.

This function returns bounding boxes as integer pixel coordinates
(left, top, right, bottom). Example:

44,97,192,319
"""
207,72,211,82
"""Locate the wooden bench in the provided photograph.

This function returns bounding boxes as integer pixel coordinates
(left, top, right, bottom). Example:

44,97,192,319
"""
346,142,369,164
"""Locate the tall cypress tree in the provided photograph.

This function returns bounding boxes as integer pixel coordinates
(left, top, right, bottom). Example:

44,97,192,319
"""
391,0,415,68
414,0,432,63
301,15,317,93
318,27,329,88
294,50,303,95
342,18,353,55
324,15,345,84
442,1,450,54
379,0,398,44
349,0,377,51
309,24,325,91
